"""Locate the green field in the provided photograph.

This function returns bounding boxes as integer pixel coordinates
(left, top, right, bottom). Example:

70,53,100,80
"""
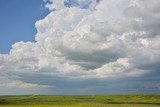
0,94,160,107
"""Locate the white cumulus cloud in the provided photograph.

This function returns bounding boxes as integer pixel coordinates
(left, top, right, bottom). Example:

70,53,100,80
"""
0,0,160,94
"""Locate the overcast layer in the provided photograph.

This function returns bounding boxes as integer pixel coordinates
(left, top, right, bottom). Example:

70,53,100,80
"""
0,0,160,95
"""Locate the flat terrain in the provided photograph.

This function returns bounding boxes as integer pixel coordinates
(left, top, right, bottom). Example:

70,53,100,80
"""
0,94,160,107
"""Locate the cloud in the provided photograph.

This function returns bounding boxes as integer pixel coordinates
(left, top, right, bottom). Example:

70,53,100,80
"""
0,80,49,88
45,0,65,11
0,0,160,94
45,0,99,11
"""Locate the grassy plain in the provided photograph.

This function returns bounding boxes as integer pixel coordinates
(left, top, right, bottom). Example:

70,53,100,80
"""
0,94,160,107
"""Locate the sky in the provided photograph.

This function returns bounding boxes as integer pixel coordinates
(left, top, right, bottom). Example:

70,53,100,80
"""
0,0,49,54
0,0,160,95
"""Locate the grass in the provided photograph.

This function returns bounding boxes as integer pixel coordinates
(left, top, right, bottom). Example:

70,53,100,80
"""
1,104,160,107
0,94,160,107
